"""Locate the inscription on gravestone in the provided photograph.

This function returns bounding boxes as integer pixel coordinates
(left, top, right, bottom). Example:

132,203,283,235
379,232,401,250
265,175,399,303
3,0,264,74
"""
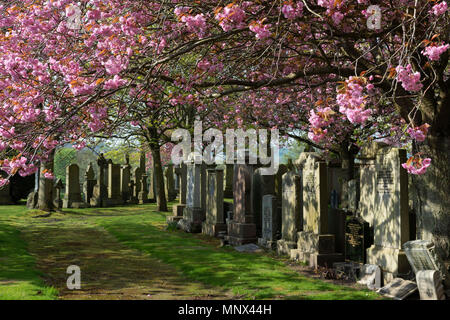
376,168,393,194
345,217,372,264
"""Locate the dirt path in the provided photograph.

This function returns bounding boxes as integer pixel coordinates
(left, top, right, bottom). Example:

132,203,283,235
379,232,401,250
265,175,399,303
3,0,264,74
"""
20,218,233,300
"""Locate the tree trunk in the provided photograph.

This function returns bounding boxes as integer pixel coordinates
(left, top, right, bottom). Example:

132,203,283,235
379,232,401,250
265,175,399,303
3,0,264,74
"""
150,145,168,212
410,135,450,260
37,150,55,212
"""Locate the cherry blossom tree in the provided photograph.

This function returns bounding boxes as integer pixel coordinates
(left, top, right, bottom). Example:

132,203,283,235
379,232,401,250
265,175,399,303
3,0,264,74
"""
0,0,448,254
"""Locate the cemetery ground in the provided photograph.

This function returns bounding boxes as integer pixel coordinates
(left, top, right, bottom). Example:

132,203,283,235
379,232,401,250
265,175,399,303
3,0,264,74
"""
0,202,382,300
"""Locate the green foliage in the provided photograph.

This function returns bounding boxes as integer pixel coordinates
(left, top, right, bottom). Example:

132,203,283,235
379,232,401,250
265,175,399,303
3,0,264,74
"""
54,148,76,183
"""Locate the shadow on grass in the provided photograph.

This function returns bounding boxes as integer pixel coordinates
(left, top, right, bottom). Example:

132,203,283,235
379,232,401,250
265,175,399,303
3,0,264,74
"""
0,221,58,300
98,215,379,300
17,219,231,300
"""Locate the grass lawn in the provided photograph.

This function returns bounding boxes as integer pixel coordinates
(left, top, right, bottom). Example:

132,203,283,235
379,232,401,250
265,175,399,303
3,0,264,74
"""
0,202,382,300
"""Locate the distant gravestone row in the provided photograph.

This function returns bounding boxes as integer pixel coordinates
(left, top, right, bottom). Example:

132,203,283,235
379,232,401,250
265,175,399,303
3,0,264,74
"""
37,152,179,210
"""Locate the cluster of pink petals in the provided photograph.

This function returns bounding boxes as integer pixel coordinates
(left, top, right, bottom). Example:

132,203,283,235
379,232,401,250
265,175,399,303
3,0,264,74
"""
103,75,128,90
215,4,246,32
281,2,304,19
422,43,449,61
336,77,373,124
396,64,423,92
308,107,334,128
308,128,328,143
249,21,271,40
402,156,431,175
431,1,448,16
2,157,36,177
407,123,430,142
43,171,54,179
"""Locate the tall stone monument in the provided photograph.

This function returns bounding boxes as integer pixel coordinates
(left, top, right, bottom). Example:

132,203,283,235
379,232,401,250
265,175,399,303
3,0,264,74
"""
120,155,131,202
223,164,234,198
167,163,187,223
202,168,226,236
258,195,279,249
164,164,177,202
83,163,96,206
277,170,302,255
252,168,276,238
226,163,257,246
90,154,108,207
292,154,343,267
366,147,411,283
63,164,85,208
178,155,206,233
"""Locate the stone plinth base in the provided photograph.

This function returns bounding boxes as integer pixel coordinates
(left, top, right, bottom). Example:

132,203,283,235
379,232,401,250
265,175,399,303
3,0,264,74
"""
297,231,336,254
178,207,205,233
202,222,227,237
367,245,411,284
293,231,343,268
167,216,183,223
309,253,344,268
258,238,277,250
226,221,257,246
277,239,297,256
138,191,148,204
63,200,87,209
167,204,186,224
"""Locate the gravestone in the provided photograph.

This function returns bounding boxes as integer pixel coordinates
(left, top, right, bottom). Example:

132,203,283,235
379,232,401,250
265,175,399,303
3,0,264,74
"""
121,155,131,202
168,163,187,223
277,171,302,255
377,278,417,300
416,270,446,300
292,154,343,267
53,178,64,209
90,154,108,207
252,168,275,238
147,169,156,203
226,163,257,246
138,173,149,204
178,155,206,233
366,147,411,284
257,195,279,250
202,168,227,236
357,264,383,290
27,167,40,209
403,240,450,288
103,162,123,206
133,167,142,199
164,164,176,202
63,164,85,208
83,163,95,206
345,216,372,264
223,164,234,198
128,179,137,203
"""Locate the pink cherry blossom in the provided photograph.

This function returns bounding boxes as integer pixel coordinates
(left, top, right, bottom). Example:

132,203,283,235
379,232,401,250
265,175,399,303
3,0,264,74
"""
422,43,449,61
396,64,423,92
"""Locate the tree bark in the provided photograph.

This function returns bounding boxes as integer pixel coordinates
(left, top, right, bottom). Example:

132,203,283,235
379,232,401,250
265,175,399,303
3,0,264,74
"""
410,135,450,260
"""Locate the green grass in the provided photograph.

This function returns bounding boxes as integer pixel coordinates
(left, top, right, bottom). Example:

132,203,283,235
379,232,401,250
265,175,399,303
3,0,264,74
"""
0,206,58,300
94,203,380,300
0,203,381,300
